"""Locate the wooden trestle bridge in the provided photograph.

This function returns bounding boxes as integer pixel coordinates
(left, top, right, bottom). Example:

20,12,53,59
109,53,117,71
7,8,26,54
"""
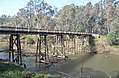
0,26,94,67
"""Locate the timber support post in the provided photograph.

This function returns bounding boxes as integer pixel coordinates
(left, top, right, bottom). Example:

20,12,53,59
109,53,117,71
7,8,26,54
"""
72,35,76,54
9,34,22,65
52,36,56,56
44,35,49,63
78,35,84,52
36,35,42,62
36,35,50,64
9,34,14,62
65,35,70,54
61,35,65,58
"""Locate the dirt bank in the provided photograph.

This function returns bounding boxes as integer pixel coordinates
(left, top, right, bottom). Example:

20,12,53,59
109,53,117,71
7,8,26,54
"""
95,38,119,55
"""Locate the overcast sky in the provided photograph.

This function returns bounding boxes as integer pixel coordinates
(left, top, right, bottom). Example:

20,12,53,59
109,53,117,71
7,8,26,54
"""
0,0,101,16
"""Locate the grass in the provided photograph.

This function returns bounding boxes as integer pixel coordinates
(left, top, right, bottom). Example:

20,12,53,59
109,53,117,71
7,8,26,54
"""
111,45,119,48
96,36,119,48
0,59,61,78
0,62,24,72
96,36,107,40
0,24,4,26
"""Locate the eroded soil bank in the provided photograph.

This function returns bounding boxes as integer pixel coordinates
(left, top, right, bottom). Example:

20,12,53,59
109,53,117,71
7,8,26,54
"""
95,38,119,56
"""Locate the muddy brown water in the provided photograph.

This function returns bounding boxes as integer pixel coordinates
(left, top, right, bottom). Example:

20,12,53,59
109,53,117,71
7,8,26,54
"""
0,52,119,78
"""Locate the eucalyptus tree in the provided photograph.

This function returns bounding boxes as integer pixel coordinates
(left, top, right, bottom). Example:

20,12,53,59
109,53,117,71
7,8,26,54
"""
15,0,56,29
16,0,35,28
75,2,93,33
111,1,119,35
17,8,29,27
0,15,11,25
105,0,114,32
91,2,107,34
34,0,56,29
26,0,35,28
56,4,76,31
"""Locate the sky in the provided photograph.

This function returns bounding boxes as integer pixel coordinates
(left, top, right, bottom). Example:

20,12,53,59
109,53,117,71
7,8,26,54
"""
0,0,101,16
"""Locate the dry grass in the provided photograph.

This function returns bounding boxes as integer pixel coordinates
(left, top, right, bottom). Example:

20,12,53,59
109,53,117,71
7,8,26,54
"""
95,39,119,55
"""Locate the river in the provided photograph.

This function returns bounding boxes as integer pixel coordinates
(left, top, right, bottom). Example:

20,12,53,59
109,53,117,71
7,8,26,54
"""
0,52,119,78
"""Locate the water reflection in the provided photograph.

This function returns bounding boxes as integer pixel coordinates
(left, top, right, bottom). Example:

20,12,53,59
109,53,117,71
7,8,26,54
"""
0,52,8,59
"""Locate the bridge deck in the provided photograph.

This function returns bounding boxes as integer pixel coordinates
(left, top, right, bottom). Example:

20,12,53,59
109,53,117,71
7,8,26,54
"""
0,26,91,36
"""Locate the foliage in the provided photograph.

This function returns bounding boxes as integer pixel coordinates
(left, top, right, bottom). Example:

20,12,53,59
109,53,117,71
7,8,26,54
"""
0,62,24,72
26,36,35,45
0,15,11,25
1,70,59,78
111,45,119,48
1,71,26,78
16,0,56,29
0,0,119,34
0,61,60,78
96,36,107,40
76,25,86,32
107,31,117,45
0,62,24,78
56,4,76,31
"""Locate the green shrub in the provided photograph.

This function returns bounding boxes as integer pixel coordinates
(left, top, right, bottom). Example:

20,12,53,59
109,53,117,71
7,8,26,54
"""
1,71,26,78
0,61,60,78
111,45,119,48
107,31,117,45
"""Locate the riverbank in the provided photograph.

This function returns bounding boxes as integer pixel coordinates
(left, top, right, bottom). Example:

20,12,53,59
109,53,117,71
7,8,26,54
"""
95,36,119,56
0,59,61,78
